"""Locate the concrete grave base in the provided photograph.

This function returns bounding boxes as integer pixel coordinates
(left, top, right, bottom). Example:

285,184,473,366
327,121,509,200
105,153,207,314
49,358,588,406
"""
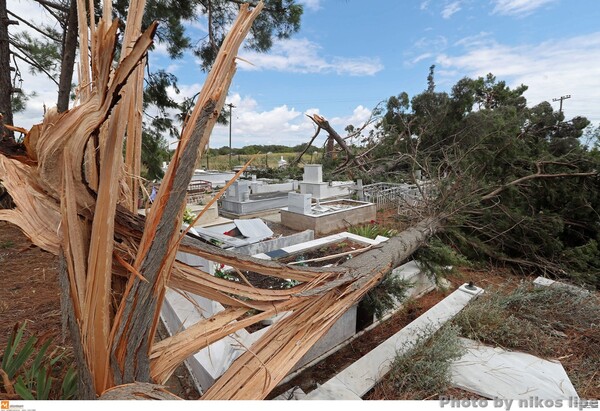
281,200,376,235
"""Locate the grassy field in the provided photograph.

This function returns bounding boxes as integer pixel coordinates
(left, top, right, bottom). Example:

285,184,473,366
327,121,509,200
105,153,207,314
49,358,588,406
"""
196,151,324,171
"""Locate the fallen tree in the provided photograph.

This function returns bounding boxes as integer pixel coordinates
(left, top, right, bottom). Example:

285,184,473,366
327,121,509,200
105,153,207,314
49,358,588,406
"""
0,0,444,400
5,0,596,401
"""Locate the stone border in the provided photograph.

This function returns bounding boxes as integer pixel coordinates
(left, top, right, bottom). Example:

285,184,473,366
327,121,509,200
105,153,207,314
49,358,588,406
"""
304,283,484,400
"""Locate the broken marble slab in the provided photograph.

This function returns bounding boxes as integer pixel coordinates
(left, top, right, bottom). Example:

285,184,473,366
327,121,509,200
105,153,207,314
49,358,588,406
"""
451,338,579,400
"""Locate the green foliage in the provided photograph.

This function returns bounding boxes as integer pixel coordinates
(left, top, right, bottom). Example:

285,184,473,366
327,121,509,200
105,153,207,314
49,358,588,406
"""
11,90,36,114
414,237,470,281
11,32,61,77
192,0,302,72
214,264,238,282
348,222,398,240
376,70,600,287
379,325,464,399
560,240,600,287
182,207,196,225
1,323,77,400
362,273,411,320
254,164,303,180
140,130,170,181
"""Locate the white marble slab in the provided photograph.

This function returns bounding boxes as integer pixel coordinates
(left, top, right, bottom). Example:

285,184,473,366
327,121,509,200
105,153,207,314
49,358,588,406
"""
451,338,579,400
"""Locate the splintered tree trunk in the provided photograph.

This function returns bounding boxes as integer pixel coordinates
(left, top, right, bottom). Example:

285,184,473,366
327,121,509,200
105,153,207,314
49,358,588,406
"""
0,0,446,400
201,216,444,400
110,101,217,384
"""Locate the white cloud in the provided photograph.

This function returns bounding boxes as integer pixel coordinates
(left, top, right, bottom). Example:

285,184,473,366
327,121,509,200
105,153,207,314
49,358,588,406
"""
454,32,494,48
208,93,308,147
442,1,462,19
198,93,376,148
420,1,431,11
12,71,60,130
414,35,448,51
299,0,321,12
239,38,383,76
331,105,372,128
435,32,600,124
412,53,434,64
491,0,556,17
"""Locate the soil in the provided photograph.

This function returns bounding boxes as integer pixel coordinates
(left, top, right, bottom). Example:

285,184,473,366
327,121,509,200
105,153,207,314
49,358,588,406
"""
279,239,368,267
0,221,200,399
224,240,368,291
0,221,61,349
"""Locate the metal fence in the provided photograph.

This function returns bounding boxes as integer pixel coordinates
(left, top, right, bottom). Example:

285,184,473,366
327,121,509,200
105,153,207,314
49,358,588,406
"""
362,181,435,213
362,182,411,210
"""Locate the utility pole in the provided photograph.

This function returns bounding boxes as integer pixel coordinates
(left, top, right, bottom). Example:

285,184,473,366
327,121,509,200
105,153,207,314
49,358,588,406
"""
227,103,235,169
552,95,571,113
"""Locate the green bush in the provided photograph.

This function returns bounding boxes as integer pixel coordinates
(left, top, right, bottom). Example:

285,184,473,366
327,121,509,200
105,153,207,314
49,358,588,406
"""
348,222,398,240
1,323,77,400
362,274,411,320
414,237,471,282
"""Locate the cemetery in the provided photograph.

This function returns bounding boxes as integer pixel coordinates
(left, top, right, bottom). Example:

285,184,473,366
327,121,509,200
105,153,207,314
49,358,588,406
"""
1,0,598,401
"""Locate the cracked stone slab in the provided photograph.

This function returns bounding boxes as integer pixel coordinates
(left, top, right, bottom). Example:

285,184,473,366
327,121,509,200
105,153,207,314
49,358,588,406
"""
451,338,579,400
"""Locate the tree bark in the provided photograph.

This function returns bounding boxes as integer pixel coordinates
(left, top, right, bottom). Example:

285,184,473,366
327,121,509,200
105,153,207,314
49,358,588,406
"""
58,252,96,399
110,101,217,385
57,0,78,113
0,0,14,141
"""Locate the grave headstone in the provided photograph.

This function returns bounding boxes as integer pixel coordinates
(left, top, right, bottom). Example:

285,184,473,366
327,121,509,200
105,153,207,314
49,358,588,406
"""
288,192,312,214
303,164,323,184
227,180,250,200
356,179,364,201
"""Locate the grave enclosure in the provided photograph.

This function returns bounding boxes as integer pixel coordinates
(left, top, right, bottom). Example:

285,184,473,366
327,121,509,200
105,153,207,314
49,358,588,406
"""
157,163,441,397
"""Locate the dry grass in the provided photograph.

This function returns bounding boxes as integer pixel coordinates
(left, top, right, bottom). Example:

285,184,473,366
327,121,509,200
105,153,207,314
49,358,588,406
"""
199,152,308,171
366,325,465,400
453,283,600,398
367,273,600,400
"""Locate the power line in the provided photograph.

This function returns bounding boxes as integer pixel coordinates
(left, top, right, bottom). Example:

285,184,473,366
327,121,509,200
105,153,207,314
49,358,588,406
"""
227,103,235,169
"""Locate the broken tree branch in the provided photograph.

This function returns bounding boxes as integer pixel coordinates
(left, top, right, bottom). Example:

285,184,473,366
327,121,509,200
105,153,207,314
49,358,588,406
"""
482,170,597,201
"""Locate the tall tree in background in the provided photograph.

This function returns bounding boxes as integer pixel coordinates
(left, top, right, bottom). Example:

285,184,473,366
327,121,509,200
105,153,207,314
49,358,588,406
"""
373,72,600,286
2,0,303,178
0,0,16,141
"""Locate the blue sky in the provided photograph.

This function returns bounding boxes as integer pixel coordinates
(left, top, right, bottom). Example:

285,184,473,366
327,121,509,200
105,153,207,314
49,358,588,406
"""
12,0,600,148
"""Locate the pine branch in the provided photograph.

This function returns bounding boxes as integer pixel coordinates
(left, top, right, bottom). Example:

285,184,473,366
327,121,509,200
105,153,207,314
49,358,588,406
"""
31,0,68,13
6,10,62,43
481,169,598,201
10,46,59,86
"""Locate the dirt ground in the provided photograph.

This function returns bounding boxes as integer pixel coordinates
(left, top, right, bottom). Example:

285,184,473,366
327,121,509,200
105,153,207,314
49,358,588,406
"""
0,221,61,349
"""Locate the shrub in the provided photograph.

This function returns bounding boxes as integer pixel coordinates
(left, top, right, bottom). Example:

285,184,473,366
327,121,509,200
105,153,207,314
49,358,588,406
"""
1,323,77,400
373,325,465,399
348,222,398,240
